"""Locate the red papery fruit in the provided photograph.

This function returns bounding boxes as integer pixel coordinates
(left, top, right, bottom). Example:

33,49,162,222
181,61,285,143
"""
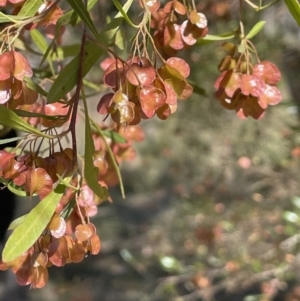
97,93,114,115
236,94,265,120
85,233,101,255
258,84,282,109
0,0,24,6
13,51,33,80
215,70,241,98
158,59,192,100
119,124,145,142
253,61,281,85
37,3,63,27
103,59,125,88
164,81,178,105
100,57,116,71
94,153,109,176
180,20,208,46
24,167,53,199
111,91,135,124
0,52,14,80
138,85,166,118
0,51,32,81
215,88,239,110
47,213,61,230
240,74,266,97
78,184,98,217
30,265,49,289
165,23,185,51
0,150,15,177
0,51,37,106
64,235,85,263
41,102,69,128
167,57,190,78
48,237,69,267
126,60,156,87
75,223,96,242
49,217,66,239
156,103,172,120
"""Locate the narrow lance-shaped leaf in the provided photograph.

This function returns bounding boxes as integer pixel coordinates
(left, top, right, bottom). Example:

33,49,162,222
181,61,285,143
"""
0,105,53,139
2,180,70,262
66,0,104,43
0,136,24,145
102,130,127,143
83,97,108,201
24,77,48,97
201,31,236,42
0,12,25,23
30,29,54,73
8,182,36,197
55,45,81,60
8,214,28,231
39,0,98,66
112,0,138,28
104,0,134,44
47,0,134,103
245,21,266,39
47,42,104,103
14,109,65,121
18,0,43,17
114,27,125,50
284,0,300,26
188,80,208,97
65,0,98,26
90,118,125,198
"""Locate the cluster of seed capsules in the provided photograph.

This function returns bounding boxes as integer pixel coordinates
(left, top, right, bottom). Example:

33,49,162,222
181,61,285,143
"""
214,49,282,119
96,0,210,126
98,56,193,125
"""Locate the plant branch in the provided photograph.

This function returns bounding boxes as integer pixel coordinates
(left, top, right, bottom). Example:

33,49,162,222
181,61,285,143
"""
68,0,88,168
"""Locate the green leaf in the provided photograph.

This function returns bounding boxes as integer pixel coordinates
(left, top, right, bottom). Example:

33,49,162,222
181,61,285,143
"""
0,13,24,23
55,45,81,60
201,32,236,42
93,0,134,45
39,0,98,67
30,29,54,72
14,109,61,120
47,42,104,103
112,0,137,28
2,181,68,262
24,77,48,97
60,198,76,219
89,118,125,198
8,182,36,197
0,105,53,139
64,0,98,26
82,78,106,92
47,0,134,103
114,27,125,50
18,0,43,17
8,214,27,230
82,98,108,201
284,0,300,26
102,130,127,143
238,40,246,54
245,21,266,39
0,136,24,145
189,81,208,97
66,0,104,43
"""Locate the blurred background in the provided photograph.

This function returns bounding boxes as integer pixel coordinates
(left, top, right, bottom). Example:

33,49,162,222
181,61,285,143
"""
3,1,300,300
